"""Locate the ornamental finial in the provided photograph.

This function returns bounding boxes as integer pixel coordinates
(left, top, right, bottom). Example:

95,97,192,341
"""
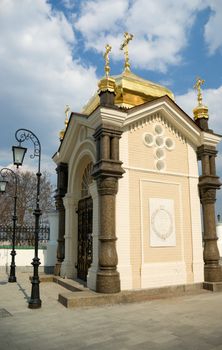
193,77,209,121
120,32,134,72
64,104,70,127
194,77,205,106
59,105,70,141
104,44,112,78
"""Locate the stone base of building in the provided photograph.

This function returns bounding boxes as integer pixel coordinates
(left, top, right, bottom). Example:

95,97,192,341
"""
57,280,205,308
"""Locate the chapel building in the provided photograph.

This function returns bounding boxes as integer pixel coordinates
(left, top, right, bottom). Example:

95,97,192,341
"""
53,36,222,294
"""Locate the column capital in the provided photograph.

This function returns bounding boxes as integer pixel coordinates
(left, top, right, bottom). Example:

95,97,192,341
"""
92,122,125,180
63,193,78,209
56,162,68,197
97,177,118,196
55,195,64,211
199,187,217,204
92,160,124,180
199,174,221,185
88,181,98,199
197,145,218,161
93,123,123,139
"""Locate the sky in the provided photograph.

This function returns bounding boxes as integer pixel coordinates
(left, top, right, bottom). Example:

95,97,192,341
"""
1,0,222,212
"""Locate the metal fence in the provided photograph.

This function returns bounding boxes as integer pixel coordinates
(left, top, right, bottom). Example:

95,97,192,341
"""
0,225,50,246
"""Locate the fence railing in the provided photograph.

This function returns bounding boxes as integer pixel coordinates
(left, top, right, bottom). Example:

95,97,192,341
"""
0,225,50,247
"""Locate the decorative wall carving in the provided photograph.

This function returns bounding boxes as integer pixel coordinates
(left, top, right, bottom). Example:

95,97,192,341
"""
149,198,176,247
143,123,175,171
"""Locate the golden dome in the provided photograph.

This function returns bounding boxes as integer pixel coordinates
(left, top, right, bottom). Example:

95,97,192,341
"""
82,70,174,115
193,104,209,120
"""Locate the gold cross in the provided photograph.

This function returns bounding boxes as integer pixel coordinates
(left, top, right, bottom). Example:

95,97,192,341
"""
120,32,134,71
194,77,205,106
104,44,112,77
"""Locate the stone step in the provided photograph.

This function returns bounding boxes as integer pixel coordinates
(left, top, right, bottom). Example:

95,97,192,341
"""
53,276,87,292
58,282,207,308
39,274,88,292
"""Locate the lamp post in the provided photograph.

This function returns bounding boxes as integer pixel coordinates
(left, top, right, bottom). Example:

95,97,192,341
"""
0,168,18,283
13,129,42,309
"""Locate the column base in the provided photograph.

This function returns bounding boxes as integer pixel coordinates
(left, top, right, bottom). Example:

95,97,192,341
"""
96,270,120,293
54,262,62,276
203,282,222,292
204,264,222,282
87,266,98,291
60,261,76,279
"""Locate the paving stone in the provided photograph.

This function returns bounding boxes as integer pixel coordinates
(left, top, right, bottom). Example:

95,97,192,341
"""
1,272,222,350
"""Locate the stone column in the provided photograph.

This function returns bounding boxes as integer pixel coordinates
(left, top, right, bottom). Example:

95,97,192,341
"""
46,211,59,270
60,194,78,279
197,145,222,285
54,163,68,275
92,124,124,293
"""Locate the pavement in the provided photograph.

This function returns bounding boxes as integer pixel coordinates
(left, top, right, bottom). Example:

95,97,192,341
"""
1,272,222,350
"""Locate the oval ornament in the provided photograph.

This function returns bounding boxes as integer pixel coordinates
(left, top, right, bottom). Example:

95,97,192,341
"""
151,206,173,240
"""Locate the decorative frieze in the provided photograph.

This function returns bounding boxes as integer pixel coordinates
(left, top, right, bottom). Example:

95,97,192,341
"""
129,112,186,144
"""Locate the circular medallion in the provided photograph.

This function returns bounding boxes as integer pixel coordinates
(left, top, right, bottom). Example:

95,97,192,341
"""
151,206,173,240
154,124,164,135
143,133,154,147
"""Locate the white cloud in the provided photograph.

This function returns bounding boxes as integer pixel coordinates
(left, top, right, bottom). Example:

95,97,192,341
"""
75,0,129,41
204,1,222,54
1,0,222,182
0,0,98,164
176,86,222,133
74,0,207,72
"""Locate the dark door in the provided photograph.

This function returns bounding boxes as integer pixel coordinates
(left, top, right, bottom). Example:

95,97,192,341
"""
77,196,93,281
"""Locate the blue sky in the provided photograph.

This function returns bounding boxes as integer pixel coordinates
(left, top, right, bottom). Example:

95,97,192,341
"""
1,0,222,211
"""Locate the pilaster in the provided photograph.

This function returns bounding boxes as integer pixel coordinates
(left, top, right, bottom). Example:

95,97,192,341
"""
60,194,78,279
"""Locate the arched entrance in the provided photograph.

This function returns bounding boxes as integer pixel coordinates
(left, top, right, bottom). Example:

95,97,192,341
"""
77,162,93,281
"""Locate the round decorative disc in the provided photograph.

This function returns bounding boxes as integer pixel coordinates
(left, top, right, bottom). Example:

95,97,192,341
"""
151,206,173,240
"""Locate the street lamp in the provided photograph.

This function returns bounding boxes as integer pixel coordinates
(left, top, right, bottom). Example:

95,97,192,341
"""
13,129,42,309
0,177,7,192
0,168,18,283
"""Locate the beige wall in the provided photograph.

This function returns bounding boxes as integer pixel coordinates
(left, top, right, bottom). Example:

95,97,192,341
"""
127,120,188,174
118,118,200,289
